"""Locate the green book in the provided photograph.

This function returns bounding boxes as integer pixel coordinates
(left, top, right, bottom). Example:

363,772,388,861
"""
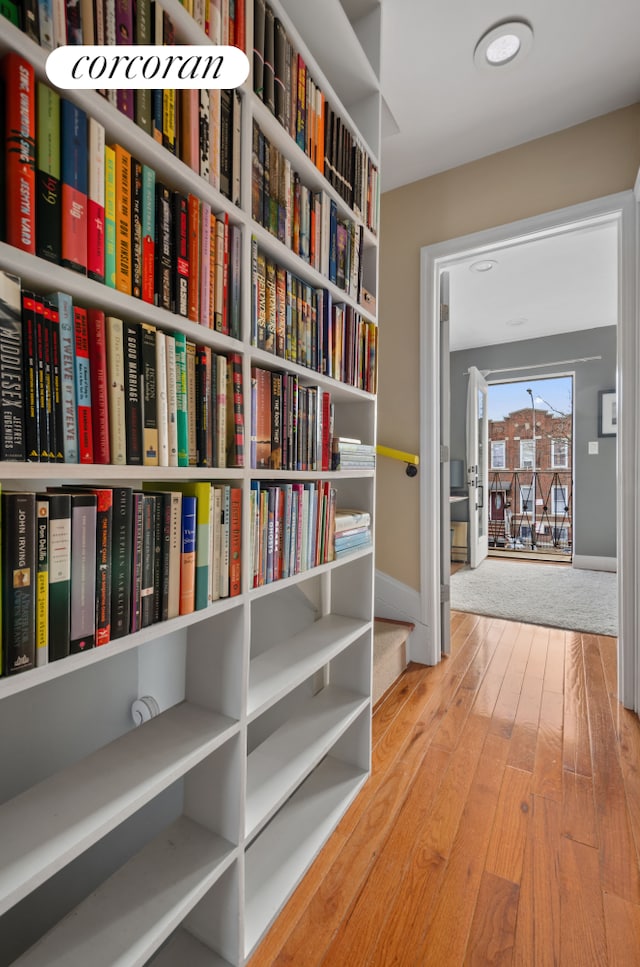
173,331,189,467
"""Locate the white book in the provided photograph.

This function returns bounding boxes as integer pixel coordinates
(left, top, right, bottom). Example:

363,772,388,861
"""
165,334,178,467
105,317,127,465
216,354,227,468
167,492,182,620
209,0,221,43
51,0,66,46
38,0,54,50
210,486,221,602
156,331,169,467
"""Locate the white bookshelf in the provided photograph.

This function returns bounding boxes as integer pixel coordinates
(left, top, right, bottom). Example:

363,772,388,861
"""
0,0,380,963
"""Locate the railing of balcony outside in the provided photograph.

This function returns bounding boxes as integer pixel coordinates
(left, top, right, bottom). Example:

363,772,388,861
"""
487,470,573,560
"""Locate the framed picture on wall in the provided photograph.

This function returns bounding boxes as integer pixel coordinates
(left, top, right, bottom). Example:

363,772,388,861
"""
598,389,617,437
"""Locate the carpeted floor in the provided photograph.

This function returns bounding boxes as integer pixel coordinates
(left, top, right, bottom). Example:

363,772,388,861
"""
450,559,617,636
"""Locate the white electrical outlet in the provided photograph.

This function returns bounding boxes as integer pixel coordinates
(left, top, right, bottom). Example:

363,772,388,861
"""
588,441,599,455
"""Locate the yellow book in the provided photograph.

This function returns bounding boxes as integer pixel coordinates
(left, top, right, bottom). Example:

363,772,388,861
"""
114,144,131,295
36,498,49,666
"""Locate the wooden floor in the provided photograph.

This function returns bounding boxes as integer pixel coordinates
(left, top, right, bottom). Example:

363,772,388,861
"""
248,612,640,967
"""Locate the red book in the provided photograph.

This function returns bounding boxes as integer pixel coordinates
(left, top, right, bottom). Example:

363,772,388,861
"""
73,306,94,463
2,54,36,253
187,193,200,323
229,487,241,596
87,309,111,464
234,0,245,53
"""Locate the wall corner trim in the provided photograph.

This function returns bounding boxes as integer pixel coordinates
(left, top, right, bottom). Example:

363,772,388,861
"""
572,554,617,573
375,570,434,664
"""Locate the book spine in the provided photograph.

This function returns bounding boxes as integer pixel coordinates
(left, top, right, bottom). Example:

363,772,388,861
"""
3,55,36,254
21,292,40,461
130,491,143,632
230,222,241,340
140,494,155,627
141,164,156,304
229,486,241,596
156,330,169,467
46,492,71,660
48,299,64,461
49,291,77,462
134,0,152,133
38,0,55,48
87,118,105,283
172,191,189,317
0,271,26,461
220,485,230,597
73,306,94,463
186,340,197,466
199,201,212,327
154,183,172,310
151,492,165,623
110,486,132,639
93,490,113,645
115,0,134,119
167,490,181,619
87,309,110,464
196,345,211,467
41,301,55,460
173,331,189,467
187,193,200,322
105,316,127,465
230,352,244,468
36,82,61,264
35,498,49,666
199,89,210,180
115,143,132,295
2,492,35,673
69,493,96,652
179,495,196,615
104,145,117,288
165,334,178,467
140,322,158,465
60,99,88,274
131,158,143,299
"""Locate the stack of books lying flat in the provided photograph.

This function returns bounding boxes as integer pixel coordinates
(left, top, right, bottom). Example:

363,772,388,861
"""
334,508,372,559
331,437,376,470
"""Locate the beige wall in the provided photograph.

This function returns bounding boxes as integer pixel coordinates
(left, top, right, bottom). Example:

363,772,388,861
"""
377,104,640,591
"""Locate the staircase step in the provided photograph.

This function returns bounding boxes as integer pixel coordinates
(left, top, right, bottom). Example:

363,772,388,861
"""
372,619,412,707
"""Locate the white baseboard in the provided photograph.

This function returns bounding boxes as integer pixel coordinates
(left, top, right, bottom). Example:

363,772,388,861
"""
572,555,617,573
375,570,434,664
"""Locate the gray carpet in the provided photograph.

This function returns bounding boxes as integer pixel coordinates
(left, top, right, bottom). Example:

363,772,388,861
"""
451,559,617,636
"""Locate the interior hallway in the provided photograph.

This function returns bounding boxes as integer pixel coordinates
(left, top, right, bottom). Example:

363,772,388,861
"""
248,612,640,966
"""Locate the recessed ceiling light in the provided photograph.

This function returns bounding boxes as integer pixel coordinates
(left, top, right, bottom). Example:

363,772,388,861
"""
474,20,534,71
506,317,527,327
470,259,497,273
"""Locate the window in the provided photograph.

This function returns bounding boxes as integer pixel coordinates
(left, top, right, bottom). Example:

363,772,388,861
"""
519,524,532,541
491,441,506,469
551,485,568,516
520,484,535,518
553,526,568,543
519,440,535,469
551,438,569,468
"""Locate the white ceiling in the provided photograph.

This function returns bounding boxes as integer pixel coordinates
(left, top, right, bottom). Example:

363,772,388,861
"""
447,220,618,352
380,0,640,192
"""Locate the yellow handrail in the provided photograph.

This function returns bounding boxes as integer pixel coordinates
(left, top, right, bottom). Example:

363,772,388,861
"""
376,445,419,466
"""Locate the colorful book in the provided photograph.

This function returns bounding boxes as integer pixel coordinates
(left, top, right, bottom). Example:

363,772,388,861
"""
60,99,88,273
140,322,158,465
110,486,132,639
87,118,105,283
179,494,196,615
114,143,132,294
105,315,127,465
141,164,155,304
2,54,36,254
36,83,61,264
0,271,26,461
2,491,36,673
104,145,117,288
21,291,40,462
87,308,110,464
35,498,49,666
72,306,93,463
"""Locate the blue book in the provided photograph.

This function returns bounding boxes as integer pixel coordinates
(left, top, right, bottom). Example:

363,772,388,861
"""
47,292,78,463
180,496,197,615
60,99,88,274
281,484,293,579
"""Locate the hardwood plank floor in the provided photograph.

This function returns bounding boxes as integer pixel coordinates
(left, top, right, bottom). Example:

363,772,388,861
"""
248,614,640,967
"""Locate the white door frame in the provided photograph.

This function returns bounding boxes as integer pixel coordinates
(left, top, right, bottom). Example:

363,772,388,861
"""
419,191,639,711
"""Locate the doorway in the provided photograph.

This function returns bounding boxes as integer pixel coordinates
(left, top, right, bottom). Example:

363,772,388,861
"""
418,192,638,710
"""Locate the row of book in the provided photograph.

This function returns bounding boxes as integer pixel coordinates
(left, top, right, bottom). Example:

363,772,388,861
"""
331,438,376,471
251,245,378,392
251,368,333,472
2,0,244,186
0,272,245,467
0,56,241,334
251,121,365,301
334,507,371,559
249,479,337,586
252,0,378,234
1,482,241,676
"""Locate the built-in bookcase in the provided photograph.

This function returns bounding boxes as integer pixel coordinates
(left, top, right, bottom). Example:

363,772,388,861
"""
0,0,380,962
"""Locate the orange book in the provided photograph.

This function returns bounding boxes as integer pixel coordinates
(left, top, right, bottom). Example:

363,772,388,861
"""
316,91,325,175
187,193,200,322
179,495,197,615
114,144,132,294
